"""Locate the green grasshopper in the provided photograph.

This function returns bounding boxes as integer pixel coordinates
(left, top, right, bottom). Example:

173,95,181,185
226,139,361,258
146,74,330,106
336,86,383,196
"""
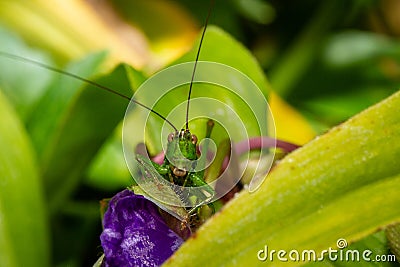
0,0,219,232
134,123,217,231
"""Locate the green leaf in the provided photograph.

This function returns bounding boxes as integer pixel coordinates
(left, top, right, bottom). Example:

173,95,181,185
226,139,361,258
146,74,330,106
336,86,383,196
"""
322,31,400,68
86,130,132,190
93,255,104,267
0,90,50,267
232,0,276,25
164,90,400,266
268,1,344,97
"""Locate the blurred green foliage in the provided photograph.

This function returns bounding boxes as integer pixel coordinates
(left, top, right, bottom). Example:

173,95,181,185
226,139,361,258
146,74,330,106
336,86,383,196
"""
0,0,400,266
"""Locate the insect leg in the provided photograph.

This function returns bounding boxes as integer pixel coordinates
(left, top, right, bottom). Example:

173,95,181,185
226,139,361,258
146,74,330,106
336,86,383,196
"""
188,172,215,200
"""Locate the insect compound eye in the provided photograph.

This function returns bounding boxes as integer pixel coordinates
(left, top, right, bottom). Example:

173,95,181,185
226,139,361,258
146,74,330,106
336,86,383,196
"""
167,133,174,142
191,134,198,144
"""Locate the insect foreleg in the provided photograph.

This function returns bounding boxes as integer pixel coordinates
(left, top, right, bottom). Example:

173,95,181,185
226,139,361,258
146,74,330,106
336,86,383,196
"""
188,172,215,200
150,161,168,175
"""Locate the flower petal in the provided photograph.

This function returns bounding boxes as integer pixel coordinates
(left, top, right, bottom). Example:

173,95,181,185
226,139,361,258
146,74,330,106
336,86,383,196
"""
100,190,183,267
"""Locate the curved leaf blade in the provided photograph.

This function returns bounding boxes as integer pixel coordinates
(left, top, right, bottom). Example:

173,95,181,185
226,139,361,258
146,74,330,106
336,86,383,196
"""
164,90,400,266
0,91,49,267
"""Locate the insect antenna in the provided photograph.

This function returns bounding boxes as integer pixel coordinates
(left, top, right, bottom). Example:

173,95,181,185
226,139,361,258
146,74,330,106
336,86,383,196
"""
185,0,215,130
0,51,178,132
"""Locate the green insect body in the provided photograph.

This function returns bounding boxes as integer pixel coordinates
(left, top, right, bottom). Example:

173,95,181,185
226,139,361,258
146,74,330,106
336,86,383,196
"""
135,124,217,230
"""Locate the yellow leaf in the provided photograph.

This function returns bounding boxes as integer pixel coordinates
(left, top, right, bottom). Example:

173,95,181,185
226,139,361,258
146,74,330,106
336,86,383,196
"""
269,91,315,145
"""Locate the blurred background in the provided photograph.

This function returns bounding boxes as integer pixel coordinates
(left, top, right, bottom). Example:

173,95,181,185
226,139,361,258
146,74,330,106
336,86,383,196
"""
0,0,400,266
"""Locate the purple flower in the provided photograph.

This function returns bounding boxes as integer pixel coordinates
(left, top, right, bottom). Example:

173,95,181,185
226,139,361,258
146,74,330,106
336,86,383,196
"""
100,190,183,267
